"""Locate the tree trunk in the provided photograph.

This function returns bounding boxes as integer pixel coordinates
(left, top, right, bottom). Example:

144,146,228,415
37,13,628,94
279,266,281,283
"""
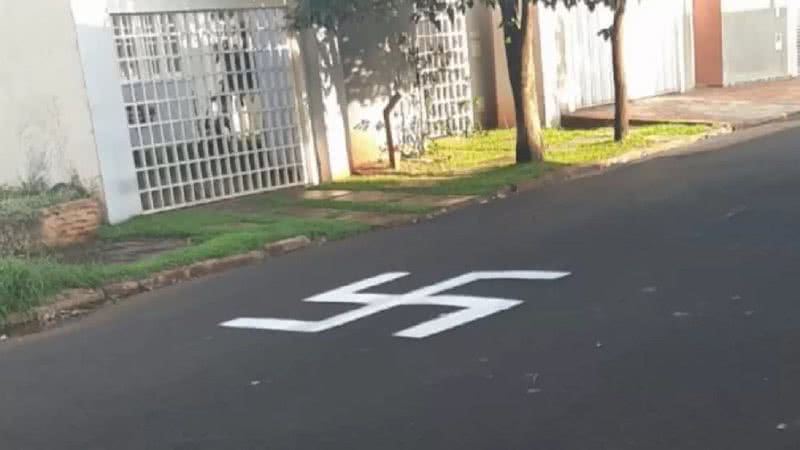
611,0,629,141
383,92,402,169
500,0,544,163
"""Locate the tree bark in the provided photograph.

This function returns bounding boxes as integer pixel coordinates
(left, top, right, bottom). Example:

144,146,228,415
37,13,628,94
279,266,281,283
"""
611,0,629,141
500,0,544,163
383,92,402,169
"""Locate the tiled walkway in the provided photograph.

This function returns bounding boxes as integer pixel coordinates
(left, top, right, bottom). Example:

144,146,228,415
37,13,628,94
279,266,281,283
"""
562,78,800,129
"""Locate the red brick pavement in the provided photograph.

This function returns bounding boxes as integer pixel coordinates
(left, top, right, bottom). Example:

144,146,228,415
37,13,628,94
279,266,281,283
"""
562,78,800,129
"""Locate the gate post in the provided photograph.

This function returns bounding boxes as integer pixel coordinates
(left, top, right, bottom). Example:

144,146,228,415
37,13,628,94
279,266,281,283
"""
70,0,142,224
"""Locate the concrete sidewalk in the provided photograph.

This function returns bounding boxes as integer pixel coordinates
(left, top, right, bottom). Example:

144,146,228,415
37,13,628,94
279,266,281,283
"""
562,78,800,130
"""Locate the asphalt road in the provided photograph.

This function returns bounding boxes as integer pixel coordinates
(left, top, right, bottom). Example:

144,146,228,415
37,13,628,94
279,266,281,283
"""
3,123,800,450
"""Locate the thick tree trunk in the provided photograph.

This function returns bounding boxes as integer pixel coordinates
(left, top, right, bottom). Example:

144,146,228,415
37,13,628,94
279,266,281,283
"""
611,0,629,141
500,0,544,163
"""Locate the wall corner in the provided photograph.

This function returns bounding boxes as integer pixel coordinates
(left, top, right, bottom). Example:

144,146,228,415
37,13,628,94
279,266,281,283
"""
299,27,352,182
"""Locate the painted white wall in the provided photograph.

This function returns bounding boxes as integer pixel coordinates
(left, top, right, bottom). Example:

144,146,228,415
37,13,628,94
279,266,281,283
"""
788,0,798,76
299,28,351,181
538,0,694,115
721,0,792,85
0,0,101,190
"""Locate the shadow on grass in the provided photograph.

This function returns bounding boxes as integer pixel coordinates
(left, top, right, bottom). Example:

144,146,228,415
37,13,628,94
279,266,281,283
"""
320,161,567,196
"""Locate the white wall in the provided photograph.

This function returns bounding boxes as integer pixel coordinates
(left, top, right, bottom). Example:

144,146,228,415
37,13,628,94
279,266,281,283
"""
538,0,694,121
789,0,799,77
70,0,143,223
0,0,101,190
721,0,792,85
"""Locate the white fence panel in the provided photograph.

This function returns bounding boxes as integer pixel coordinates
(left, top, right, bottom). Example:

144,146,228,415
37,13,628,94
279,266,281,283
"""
546,1,691,113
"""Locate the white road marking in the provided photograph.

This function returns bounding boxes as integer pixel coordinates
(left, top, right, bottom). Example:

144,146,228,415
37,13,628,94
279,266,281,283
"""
220,270,570,339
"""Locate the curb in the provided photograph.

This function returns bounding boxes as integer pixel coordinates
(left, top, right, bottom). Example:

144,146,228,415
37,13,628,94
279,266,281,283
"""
730,111,800,131
1,236,314,333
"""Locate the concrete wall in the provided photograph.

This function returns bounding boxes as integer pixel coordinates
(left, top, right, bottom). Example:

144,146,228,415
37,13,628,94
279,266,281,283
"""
721,0,792,85
299,27,351,181
488,5,548,129
340,7,496,168
339,6,415,168
694,0,724,86
467,4,502,129
0,0,101,190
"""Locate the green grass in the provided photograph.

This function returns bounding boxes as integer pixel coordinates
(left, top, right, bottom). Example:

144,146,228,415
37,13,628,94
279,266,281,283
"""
320,124,711,195
1,211,368,323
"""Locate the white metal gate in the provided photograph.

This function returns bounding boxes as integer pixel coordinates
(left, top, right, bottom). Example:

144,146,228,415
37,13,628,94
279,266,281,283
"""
550,1,690,111
415,14,474,137
391,12,474,153
111,9,307,213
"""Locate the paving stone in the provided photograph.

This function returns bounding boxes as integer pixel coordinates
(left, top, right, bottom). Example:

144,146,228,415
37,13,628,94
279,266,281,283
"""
336,212,417,227
279,207,345,220
396,195,475,208
562,78,800,128
265,236,312,256
103,281,143,299
331,191,412,203
298,190,352,200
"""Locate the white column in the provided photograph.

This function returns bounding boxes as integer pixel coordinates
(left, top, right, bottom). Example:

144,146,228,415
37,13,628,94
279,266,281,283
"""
788,0,798,77
299,27,352,181
70,0,141,224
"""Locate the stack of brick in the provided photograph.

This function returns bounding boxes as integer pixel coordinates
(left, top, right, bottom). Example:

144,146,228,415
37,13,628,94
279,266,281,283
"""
39,199,103,247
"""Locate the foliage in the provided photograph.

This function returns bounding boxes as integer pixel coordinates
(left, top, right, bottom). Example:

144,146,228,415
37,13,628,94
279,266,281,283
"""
288,1,618,33
288,1,606,29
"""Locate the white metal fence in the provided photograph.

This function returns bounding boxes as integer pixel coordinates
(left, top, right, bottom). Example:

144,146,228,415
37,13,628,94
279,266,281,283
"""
111,8,306,213
546,1,691,112
415,14,474,137
391,13,474,153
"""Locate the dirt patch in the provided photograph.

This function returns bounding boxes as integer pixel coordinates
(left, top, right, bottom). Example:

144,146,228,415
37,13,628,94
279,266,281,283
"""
54,239,188,265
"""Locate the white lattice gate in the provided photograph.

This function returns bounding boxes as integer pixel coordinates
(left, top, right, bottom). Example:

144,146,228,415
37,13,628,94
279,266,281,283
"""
111,8,307,213
415,14,474,137
391,12,474,153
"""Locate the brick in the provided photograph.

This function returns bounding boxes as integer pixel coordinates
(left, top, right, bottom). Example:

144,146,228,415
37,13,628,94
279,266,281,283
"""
103,281,142,299
210,252,264,272
264,236,311,256
141,267,191,290
32,289,105,323
188,260,219,278
187,251,265,278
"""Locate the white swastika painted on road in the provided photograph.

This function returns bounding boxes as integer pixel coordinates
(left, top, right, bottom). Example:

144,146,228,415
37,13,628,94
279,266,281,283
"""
220,271,570,338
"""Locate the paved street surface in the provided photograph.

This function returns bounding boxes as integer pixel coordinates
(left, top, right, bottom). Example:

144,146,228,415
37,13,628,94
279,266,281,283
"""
3,123,800,450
